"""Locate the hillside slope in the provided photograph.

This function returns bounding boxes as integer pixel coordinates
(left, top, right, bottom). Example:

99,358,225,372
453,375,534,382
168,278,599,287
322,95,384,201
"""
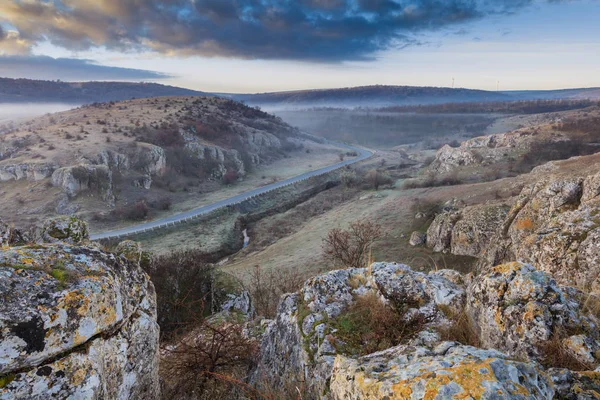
0,77,207,103
0,96,336,228
230,85,512,109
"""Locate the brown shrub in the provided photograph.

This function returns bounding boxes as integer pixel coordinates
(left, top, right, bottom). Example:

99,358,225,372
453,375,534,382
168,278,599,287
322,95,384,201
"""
322,219,383,269
437,308,480,347
331,292,426,356
247,265,304,318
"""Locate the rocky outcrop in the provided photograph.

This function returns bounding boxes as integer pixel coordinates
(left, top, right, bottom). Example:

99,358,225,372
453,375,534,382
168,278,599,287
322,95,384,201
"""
468,262,600,363
41,216,89,245
426,211,461,253
51,164,114,204
429,144,479,173
95,143,166,177
0,163,56,182
425,202,512,257
253,263,465,398
409,231,427,246
451,203,510,256
480,173,600,290
0,241,159,399
0,219,27,247
256,259,600,398
329,343,554,399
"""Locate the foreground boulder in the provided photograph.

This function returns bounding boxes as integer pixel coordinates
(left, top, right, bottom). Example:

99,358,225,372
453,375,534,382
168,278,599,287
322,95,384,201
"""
252,263,465,397
330,343,554,399
481,173,600,290
0,243,160,399
468,262,600,365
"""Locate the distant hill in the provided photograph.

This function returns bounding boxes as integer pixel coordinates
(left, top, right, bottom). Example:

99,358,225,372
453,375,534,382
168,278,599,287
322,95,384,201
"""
0,77,207,103
228,85,513,109
502,87,600,101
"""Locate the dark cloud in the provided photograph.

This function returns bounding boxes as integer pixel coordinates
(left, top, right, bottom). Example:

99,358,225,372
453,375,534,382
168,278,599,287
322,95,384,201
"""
0,0,561,62
0,55,171,81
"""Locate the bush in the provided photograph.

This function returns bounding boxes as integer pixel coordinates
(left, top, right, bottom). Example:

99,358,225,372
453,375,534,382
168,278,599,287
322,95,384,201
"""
223,169,239,185
322,220,383,269
330,292,426,356
365,169,394,190
247,265,304,318
111,201,150,221
145,249,218,338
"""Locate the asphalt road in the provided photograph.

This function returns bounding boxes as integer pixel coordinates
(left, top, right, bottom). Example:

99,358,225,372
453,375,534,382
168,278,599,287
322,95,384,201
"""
90,140,373,241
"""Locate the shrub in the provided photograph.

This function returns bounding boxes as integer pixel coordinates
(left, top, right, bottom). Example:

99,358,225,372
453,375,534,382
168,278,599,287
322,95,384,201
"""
436,308,480,347
322,220,383,269
365,169,393,190
111,201,150,221
247,265,304,318
145,249,219,338
223,169,239,185
331,292,426,356
538,329,596,371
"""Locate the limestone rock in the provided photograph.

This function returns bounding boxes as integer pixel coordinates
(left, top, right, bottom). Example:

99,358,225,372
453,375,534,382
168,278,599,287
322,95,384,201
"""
0,163,56,182
0,243,159,399
467,262,600,363
426,211,461,253
41,216,89,245
329,343,555,400
51,164,114,204
480,175,600,290
0,219,27,247
550,368,600,400
429,144,478,174
409,231,427,247
451,203,509,257
252,263,465,397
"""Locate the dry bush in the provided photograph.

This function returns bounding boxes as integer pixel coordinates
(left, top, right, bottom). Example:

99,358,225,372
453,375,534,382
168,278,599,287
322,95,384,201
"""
331,292,426,356
437,307,480,347
145,249,221,339
161,318,258,399
322,219,383,269
365,169,393,190
247,265,304,318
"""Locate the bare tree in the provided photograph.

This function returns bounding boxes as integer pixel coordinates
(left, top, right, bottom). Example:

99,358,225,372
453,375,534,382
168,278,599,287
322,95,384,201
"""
322,220,383,269
366,169,393,191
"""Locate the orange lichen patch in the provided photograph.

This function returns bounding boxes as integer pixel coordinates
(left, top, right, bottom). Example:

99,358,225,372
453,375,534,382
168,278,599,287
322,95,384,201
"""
71,368,87,386
522,302,543,323
59,290,90,317
494,309,505,332
20,258,34,265
389,359,499,399
492,262,523,274
514,217,535,231
355,373,386,398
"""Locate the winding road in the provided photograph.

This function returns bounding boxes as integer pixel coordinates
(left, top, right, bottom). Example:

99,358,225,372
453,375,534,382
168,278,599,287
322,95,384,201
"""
90,140,373,241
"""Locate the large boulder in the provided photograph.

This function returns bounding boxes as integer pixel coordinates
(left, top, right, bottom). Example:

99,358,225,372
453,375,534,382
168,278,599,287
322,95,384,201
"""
467,262,600,363
329,343,555,400
451,203,510,257
481,174,600,290
0,219,27,247
429,144,478,174
426,211,461,253
0,243,160,399
51,164,114,203
252,263,465,397
41,216,89,245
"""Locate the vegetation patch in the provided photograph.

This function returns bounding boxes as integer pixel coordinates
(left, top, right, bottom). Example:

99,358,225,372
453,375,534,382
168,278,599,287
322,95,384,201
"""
329,292,426,357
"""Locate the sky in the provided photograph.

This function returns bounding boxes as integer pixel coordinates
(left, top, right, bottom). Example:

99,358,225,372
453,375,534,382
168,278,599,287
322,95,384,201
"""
0,0,599,93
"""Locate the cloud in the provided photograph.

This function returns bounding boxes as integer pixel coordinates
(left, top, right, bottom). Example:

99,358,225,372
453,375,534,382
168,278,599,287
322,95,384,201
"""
0,55,171,81
0,0,563,62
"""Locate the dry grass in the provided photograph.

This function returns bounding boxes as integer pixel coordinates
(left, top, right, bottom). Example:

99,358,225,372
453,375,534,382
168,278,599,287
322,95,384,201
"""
331,292,427,356
437,307,480,348
538,330,596,371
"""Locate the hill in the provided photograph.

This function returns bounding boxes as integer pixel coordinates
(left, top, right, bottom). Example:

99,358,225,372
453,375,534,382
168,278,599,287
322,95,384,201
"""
0,96,340,229
0,77,207,103
229,85,512,109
